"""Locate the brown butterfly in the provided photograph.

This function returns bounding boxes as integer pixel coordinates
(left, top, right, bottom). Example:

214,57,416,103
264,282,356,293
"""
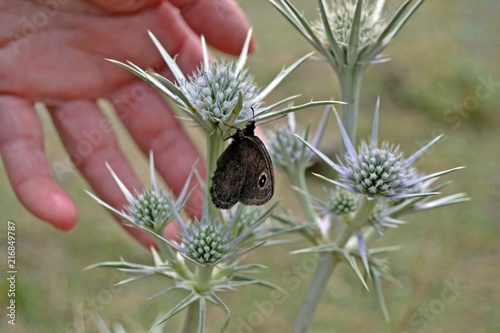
210,121,274,209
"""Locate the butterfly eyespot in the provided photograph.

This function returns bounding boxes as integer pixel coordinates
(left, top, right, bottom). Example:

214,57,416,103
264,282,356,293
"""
259,174,267,188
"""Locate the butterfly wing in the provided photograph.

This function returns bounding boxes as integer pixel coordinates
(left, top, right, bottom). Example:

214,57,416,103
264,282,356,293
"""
239,135,274,206
210,139,249,209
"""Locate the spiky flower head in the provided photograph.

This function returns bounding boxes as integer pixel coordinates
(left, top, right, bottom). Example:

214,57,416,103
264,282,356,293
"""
343,141,412,198
271,0,425,69
329,100,442,199
183,222,230,265
326,189,358,215
268,126,305,168
311,0,387,47
228,206,266,239
180,60,259,123
295,99,464,201
86,152,193,233
106,29,338,135
267,114,314,171
127,188,173,230
167,201,278,267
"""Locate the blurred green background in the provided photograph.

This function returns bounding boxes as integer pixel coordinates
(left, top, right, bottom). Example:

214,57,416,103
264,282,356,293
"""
1,1,499,332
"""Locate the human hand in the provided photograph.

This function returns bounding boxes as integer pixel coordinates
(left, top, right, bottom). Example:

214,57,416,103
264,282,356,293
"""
0,0,255,245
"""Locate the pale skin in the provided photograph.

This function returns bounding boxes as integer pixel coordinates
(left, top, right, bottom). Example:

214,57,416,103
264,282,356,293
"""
0,0,256,245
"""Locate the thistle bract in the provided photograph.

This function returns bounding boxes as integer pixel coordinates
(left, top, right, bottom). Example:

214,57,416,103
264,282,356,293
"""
368,204,406,234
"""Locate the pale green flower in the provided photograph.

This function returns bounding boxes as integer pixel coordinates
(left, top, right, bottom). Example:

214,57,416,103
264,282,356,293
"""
86,152,192,233
271,0,425,68
267,113,314,171
271,0,427,146
183,222,229,265
107,30,337,134
298,100,464,200
311,0,387,48
180,60,259,123
127,188,172,230
87,154,283,332
327,189,358,215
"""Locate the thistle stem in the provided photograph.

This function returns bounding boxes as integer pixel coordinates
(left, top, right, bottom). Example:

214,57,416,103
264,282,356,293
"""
339,66,365,159
182,300,199,333
206,128,226,217
289,164,319,229
196,265,214,292
181,266,213,333
351,197,377,229
293,253,337,333
294,65,366,333
156,240,193,280
293,223,354,333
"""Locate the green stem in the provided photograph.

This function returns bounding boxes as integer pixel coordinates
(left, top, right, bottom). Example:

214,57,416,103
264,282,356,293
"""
292,253,337,333
182,300,199,333
182,128,220,333
351,197,377,229
156,240,193,280
294,220,355,333
196,265,214,292
289,165,319,228
181,266,213,333
294,66,366,333
339,66,365,159
206,129,225,218
294,197,377,333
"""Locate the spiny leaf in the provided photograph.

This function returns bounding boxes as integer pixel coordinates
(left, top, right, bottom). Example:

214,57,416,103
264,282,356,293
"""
152,292,199,328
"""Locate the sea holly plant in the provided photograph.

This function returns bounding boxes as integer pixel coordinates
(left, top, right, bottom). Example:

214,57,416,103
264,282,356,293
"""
85,1,469,333
282,102,467,329
264,0,468,332
86,29,338,332
270,0,425,153
87,153,283,332
106,29,336,218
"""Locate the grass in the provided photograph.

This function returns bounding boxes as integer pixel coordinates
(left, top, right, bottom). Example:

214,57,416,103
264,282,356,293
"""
1,0,499,332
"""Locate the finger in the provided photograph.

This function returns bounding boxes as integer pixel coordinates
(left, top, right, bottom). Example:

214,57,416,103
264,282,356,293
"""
88,0,161,12
0,95,77,230
47,99,155,246
108,79,206,220
168,0,256,55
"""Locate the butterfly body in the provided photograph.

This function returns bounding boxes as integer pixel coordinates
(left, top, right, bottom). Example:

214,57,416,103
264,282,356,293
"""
210,121,274,209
